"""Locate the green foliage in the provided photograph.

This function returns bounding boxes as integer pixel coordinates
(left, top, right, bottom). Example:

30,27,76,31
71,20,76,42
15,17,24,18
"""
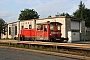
60,13,72,17
73,1,90,27
0,18,7,37
0,18,5,32
73,1,85,18
18,9,40,20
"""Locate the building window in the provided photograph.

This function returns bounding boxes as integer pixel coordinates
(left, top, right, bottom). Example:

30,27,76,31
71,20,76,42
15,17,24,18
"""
86,31,90,36
29,25,32,29
21,26,24,29
15,26,17,35
3,27,6,35
9,27,11,35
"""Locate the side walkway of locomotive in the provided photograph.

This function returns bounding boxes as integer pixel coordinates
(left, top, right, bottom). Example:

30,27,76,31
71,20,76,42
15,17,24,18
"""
18,22,68,42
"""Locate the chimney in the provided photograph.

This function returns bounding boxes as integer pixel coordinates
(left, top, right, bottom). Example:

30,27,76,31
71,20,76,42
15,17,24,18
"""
48,16,52,18
55,15,60,17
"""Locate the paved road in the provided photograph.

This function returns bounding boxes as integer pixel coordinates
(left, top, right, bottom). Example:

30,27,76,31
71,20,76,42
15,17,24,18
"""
0,48,78,60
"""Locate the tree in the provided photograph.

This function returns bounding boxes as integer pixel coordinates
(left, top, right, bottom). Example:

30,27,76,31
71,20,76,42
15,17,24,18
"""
60,13,71,17
73,1,85,18
18,9,40,20
73,1,90,27
0,18,7,39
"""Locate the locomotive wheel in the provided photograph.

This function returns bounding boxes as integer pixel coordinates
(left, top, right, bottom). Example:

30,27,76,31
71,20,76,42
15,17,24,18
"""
20,37,23,41
63,40,67,43
22,36,25,41
20,36,25,41
59,38,63,42
14,37,16,40
50,38,55,42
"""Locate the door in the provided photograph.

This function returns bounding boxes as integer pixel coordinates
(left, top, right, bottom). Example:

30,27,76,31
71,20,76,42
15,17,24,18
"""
43,25,48,40
72,32,80,41
68,31,72,43
36,24,43,40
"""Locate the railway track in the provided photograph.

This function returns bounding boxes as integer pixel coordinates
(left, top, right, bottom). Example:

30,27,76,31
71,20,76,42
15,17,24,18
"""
0,40,90,50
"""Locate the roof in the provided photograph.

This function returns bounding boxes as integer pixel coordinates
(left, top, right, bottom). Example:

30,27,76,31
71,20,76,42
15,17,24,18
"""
8,19,35,24
71,18,85,22
8,16,85,25
37,22,62,25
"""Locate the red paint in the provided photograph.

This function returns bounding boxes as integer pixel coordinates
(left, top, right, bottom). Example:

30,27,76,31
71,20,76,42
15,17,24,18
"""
18,22,62,41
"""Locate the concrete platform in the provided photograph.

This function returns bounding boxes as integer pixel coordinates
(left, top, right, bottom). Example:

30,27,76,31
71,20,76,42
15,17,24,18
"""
74,41,90,44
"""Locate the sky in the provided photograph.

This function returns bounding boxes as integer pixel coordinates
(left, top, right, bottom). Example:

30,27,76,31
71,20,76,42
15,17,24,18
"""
0,0,90,23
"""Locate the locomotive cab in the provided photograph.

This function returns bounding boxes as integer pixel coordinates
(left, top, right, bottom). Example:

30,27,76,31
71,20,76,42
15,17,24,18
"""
49,22,68,42
49,22,62,41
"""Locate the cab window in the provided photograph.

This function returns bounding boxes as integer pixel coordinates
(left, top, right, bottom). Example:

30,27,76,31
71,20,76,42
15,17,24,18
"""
37,25,43,30
21,26,24,29
44,25,47,32
29,25,32,29
57,24,61,30
50,24,54,30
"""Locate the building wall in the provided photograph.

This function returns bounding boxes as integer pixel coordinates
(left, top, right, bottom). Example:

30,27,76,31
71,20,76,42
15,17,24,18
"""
17,21,20,37
65,18,71,37
13,22,18,38
71,21,80,41
1,33,7,39
7,22,18,38
20,19,35,30
8,23,13,38
81,20,86,40
66,19,85,42
85,27,90,40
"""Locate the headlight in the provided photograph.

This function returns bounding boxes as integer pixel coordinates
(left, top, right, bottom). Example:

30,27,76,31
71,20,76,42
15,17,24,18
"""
51,32,58,34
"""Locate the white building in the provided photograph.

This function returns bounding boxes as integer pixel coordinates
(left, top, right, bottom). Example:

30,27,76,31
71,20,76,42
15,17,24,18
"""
1,16,86,42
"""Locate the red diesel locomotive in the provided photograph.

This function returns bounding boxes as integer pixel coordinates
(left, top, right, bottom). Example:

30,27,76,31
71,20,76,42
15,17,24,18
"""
18,22,68,42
